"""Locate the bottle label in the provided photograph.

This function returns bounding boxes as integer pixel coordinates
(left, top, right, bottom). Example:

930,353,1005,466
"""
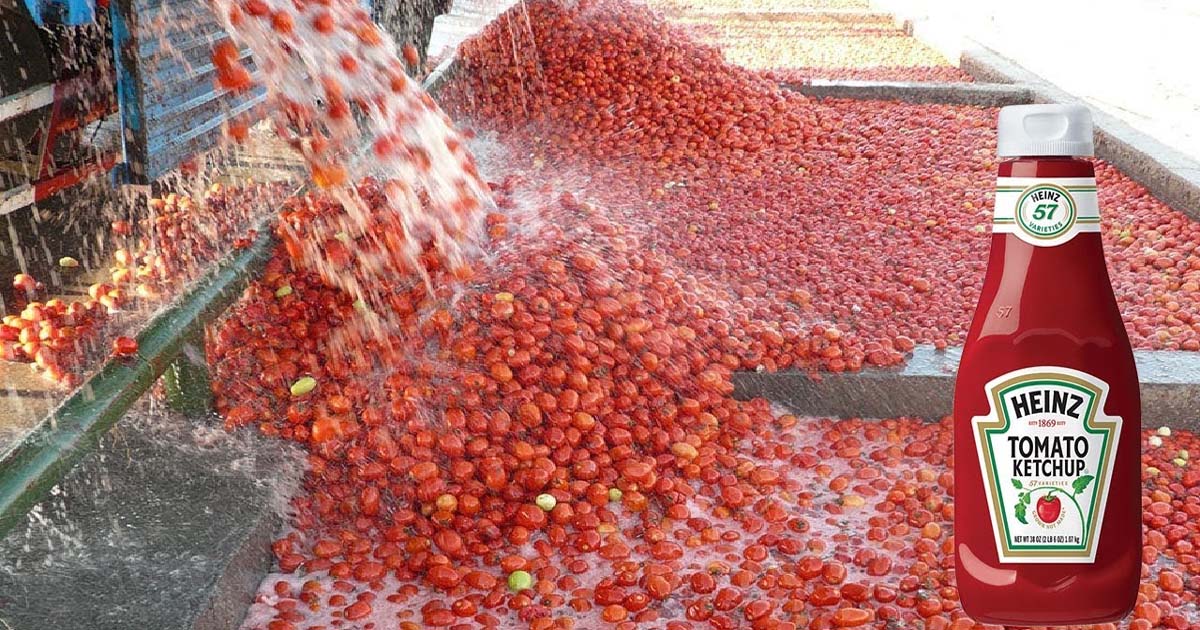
972,366,1122,563
993,177,1100,247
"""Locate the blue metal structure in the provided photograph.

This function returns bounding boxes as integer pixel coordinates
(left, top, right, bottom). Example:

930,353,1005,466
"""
4,0,269,192
8,0,402,189
21,0,95,26
109,0,266,183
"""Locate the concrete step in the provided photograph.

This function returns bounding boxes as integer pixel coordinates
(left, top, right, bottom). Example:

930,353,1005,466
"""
734,345,1200,428
666,9,897,24
655,6,887,20
959,45,1200,222
788,78,1031,108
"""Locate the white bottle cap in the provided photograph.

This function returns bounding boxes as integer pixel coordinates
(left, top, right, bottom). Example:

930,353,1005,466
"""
997,104,1094,157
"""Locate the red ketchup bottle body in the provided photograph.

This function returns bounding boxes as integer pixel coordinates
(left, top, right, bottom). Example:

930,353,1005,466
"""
954,154,1141,624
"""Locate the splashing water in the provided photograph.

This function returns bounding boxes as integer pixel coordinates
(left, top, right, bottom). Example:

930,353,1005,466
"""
209,0,490,332
202,3,933,628
192,2,1200,630
212,127,950,627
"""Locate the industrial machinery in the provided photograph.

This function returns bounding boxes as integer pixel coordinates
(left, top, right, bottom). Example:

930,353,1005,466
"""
1,0,121,214
1,0,450,214
0,0,452,537
1,0,269,207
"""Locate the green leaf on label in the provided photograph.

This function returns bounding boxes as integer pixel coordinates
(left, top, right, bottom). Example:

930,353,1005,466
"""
1014,501,1028,525
1019,492,1030,505
1011,479,1023,489
1072,475,1095,496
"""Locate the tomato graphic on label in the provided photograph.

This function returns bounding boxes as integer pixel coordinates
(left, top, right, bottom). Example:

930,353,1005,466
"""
1008,473,1095,528
1036,493,1062,524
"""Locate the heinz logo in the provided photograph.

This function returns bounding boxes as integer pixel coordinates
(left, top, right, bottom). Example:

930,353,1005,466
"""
1008,388,1085,420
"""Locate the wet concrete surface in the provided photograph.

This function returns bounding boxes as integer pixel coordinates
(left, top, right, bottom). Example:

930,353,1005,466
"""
0,407,299,630
735,344,1200,428
790,78,1032,107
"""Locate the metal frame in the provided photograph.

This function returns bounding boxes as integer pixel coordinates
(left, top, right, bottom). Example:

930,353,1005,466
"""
21,0,96,26
0,79,120,215
0,5,120,213
0,85,55,124
109,0,267,184
107,0,142,183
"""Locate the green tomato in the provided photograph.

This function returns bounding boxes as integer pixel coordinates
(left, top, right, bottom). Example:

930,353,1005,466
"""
290,376,317,397
535,493,557,511
507,570,533,592
275,284,294,298
607,487,623,502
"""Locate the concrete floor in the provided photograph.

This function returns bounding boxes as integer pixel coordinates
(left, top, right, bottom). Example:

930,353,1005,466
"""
0,404,300,630
426,0,523,63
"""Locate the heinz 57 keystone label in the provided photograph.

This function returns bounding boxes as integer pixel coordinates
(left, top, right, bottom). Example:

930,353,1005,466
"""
993,177,1100,247
972,366,1121,563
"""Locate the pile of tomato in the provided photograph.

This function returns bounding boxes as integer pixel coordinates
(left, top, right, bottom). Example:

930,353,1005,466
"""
667,13,972,83
644,0,971,83
442,0,1200,360
208,1,1200,629
0,184,279,385
210,0,488,313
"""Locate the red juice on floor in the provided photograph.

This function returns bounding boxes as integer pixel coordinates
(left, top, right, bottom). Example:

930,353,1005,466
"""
954,104,1141,624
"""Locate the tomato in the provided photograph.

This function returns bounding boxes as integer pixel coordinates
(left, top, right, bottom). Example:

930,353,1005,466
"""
111,336,139,358
188,3,1200,630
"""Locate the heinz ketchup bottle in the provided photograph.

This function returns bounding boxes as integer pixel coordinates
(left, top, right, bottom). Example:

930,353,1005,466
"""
954,104,1140,624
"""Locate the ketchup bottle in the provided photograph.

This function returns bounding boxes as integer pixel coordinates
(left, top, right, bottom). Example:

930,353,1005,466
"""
954,104,1141,624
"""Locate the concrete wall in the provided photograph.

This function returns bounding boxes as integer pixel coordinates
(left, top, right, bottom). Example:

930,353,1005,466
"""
870,0,1200,162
